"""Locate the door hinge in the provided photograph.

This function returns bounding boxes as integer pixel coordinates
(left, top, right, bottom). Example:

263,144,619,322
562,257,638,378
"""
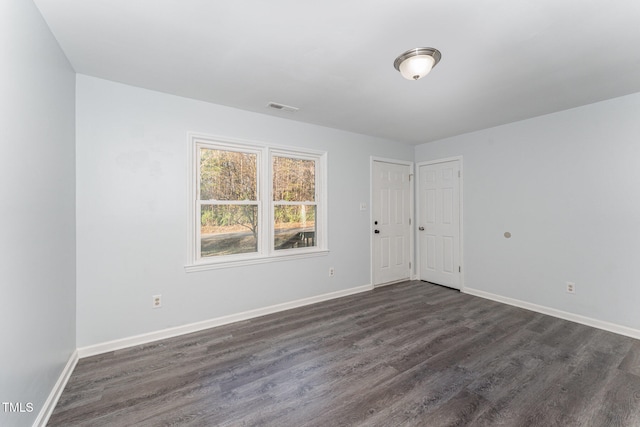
409,218,412,225
458,171,461,178
459,266,461,273
409,262,412,269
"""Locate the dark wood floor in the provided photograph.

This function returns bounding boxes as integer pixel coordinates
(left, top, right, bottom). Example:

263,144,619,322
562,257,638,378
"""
49,281,640,426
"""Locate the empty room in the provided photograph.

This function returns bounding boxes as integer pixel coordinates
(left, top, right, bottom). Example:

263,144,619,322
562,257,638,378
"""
3,0,640,426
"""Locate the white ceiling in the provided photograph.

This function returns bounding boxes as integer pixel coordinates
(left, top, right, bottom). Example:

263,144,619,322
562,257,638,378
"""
34,0,640,145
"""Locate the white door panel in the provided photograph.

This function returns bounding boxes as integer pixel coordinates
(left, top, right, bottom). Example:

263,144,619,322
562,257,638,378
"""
418,160,461,289
372,161,411,285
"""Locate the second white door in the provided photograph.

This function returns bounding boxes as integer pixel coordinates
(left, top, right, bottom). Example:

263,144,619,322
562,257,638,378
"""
418,160,461,289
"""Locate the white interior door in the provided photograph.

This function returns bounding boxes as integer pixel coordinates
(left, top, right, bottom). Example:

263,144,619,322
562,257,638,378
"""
372,160,411,286
418,160,461,289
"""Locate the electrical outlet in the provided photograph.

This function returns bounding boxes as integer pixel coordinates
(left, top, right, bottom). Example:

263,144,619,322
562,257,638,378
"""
566,282,575,294
153,294,162,308
329,267,335,277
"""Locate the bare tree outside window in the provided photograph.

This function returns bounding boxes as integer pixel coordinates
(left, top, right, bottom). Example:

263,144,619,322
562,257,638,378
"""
272,156,317,250
199,148,259,257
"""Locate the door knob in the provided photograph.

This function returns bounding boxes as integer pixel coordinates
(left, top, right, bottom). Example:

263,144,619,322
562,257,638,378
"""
374,230,380,234
418,226,425,231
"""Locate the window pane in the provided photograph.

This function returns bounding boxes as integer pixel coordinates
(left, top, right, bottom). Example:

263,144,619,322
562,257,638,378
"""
201,205,258,257
200,148,257,200
274,205,316,250
273,156,315,201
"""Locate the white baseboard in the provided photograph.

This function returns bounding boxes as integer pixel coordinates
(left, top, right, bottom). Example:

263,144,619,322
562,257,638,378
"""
78,284,373,358
463,287,640,340
33,350,78,427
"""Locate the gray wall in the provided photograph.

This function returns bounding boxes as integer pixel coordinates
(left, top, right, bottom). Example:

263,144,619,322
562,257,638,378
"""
415,92,640,330
0,1,76,426
75,75,413,348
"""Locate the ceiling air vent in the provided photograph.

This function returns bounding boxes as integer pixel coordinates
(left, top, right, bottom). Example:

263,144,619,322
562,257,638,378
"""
266,102,299,113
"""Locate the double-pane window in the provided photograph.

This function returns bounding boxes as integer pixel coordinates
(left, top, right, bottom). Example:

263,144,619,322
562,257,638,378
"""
189,136,326,269
273,155,317,250
198,147,260,257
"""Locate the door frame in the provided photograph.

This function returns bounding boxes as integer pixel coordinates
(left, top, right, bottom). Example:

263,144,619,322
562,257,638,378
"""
370,156,415,287
416,156,464,291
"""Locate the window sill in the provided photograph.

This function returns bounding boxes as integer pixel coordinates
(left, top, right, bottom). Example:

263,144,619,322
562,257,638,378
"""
184,249,329,272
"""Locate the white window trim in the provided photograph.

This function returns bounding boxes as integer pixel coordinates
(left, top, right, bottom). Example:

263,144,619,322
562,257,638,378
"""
186,133,328,272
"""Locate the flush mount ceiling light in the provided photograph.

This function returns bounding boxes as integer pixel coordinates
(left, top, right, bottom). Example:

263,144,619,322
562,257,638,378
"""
393,47,442,81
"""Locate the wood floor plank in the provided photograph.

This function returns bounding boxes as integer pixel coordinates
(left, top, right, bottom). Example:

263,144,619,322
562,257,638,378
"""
48,281,640,426
619,341,640,377
586,370,640,427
